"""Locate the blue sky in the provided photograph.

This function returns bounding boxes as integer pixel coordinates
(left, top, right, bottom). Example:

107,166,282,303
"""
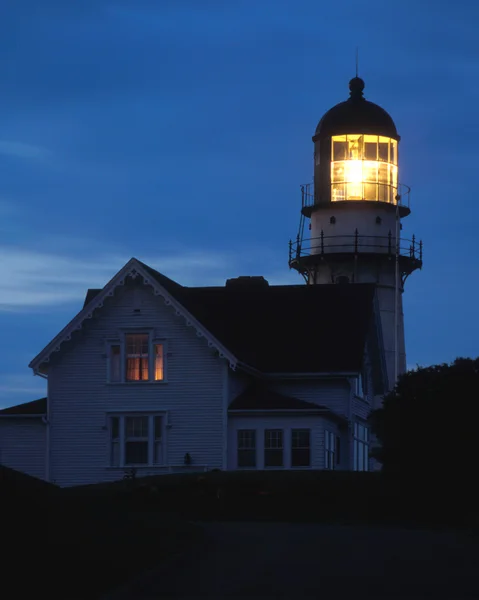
0,0,478,407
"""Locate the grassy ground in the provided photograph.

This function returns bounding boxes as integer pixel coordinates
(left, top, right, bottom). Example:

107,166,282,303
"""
68,469,477,530
3,466,477,598
47,506,205,599
1,466,206,600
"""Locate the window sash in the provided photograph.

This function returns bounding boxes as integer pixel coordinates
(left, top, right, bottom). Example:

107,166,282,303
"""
237,430,256,468
125,441,148,465
264,448,283,467
265,429,283,449
110,414,165,467
353,423,370,471
264,430,283,467
238,430,255,449
125,333,149,381
291,429,310,467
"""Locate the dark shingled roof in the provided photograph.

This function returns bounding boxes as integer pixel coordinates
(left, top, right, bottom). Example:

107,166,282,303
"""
229,386,329,411
83,260,376,373
0,398,47,416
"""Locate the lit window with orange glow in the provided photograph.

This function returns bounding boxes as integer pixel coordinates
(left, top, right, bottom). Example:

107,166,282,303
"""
154,343,164,381
126,333,149,381
331,135,398,203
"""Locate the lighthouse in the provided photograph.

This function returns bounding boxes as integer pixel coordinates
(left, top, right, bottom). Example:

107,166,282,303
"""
289,76,422,393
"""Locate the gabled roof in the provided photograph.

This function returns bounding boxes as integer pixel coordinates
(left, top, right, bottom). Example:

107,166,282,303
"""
29,258,238,374
32,258,379,376
176,283,374,373
0,398,47,416
229,385,347,423
85,263,375,373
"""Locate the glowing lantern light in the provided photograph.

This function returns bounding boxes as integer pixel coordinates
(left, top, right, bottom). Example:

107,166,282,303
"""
331,134,398,203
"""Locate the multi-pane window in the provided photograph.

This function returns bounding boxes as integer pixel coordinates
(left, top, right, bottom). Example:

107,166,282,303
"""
291,429,310,467
109,414,164,467
325,430,336,470
264,430,283,467
126,334,149,381
354,423,369,471
108,334,165,382
237,430,256,468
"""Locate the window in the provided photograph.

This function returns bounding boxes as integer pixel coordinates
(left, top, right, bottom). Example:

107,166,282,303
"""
126,334,149,381
108,334,165,383
125,416,149,464
354,423,369,471
109,414,164,467
325,430,336,470
291,429,310,467
264,430,283,467
237,430,256,468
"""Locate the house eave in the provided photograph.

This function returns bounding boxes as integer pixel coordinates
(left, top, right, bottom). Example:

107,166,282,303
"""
0,414,46,419
28,258,239,373
228,409,348,422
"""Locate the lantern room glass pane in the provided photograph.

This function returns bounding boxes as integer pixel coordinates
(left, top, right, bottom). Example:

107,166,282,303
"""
378,163,388,184
332,183,345,201
363,161,378,183
364,135,378,160
331,162,344,183
378,136,389,162
332,136,347,160
390,139,397,165
346,134,362,160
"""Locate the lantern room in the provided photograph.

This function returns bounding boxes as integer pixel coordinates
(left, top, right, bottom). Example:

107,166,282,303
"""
311,77,407,213
331,134,397,203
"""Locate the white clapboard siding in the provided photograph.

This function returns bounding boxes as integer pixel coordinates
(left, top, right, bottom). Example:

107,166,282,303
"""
47,281,226,487
351,395,371,421
228,415,341,470
0,419,46,480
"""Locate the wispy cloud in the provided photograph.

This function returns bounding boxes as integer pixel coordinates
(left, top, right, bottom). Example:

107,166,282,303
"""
0,242,299,312
0,373,46,407
0,141,50,160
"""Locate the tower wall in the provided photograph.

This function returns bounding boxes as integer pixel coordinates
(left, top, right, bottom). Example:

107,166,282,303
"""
310,204,398,257
290,77,421,395
306,203,406,391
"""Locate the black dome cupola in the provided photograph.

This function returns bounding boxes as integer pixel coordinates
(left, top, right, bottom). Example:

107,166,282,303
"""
313,77,399,141
312,77,402,208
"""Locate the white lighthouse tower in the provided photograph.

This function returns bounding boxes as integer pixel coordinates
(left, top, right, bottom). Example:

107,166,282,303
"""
289,76,422,392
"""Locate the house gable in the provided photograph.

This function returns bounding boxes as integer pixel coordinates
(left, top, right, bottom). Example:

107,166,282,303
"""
29,258,238,375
